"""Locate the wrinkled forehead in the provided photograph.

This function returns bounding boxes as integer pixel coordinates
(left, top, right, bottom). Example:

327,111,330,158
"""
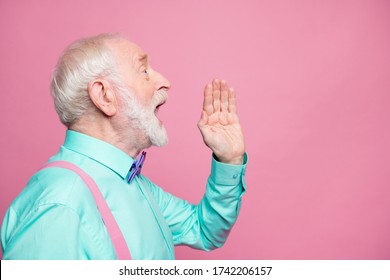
106,38,148,66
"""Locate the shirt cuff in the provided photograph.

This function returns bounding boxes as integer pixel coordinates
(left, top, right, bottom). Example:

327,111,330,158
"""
210,152,248,187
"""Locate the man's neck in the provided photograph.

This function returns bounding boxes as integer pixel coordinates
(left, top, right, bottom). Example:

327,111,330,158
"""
69,116,150,158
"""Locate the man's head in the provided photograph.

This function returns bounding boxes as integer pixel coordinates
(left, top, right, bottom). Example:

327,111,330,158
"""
50,33,170,149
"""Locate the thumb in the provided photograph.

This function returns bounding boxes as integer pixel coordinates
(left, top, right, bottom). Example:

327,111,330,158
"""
197,110,208,128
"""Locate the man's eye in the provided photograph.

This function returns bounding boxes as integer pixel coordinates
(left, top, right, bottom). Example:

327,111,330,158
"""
142,68,150,80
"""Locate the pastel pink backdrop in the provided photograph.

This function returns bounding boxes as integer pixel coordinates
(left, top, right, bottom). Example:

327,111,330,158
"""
1,0,389,259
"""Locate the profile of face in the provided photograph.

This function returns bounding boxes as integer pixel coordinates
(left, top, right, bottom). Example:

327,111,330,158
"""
111,39,171,147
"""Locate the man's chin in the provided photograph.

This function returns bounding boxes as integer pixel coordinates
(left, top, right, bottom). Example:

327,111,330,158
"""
152,137,168,147
149,125,168,147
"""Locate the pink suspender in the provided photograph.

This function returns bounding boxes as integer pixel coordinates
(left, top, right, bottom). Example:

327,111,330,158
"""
42,161,132,260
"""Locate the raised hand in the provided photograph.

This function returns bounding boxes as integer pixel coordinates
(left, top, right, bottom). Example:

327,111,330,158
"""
197,79,245,165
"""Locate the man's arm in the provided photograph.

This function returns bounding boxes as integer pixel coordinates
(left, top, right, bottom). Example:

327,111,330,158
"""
145,80,247,250
2,204,92,259
1,173,117,260
143,154,247,250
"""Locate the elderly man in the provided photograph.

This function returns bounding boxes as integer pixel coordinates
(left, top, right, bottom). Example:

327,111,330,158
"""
1,33,247,259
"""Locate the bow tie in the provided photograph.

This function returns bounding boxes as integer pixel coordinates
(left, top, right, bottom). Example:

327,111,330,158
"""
127,151,147,183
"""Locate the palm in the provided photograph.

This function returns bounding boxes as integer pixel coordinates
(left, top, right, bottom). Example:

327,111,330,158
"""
198,79,245,164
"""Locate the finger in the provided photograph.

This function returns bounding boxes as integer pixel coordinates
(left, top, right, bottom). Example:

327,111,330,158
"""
203,83,213,115
220,80,229,112
228,87,237,114
213,79,221,113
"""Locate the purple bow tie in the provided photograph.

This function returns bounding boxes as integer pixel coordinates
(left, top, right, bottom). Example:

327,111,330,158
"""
127,151,146,183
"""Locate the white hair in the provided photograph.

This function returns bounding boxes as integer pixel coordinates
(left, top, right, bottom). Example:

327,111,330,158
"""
50,33,124,126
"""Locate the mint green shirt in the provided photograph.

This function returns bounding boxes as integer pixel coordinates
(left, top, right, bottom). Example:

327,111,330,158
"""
1,130,247,259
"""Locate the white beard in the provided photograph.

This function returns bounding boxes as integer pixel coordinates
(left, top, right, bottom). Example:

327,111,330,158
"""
120,87,168,147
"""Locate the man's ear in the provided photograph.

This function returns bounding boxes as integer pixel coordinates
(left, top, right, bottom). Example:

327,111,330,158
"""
87,80,118,117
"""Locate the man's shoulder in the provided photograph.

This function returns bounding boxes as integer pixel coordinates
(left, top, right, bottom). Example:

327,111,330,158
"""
11,166,95,218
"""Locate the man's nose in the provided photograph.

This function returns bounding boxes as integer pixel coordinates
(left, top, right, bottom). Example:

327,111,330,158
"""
154,70,171,91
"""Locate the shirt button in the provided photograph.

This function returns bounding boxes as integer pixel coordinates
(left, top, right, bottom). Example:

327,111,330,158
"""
233,174,238,179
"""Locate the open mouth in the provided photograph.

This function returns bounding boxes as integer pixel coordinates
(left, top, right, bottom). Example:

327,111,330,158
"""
153,89,168,116
154,100,166,114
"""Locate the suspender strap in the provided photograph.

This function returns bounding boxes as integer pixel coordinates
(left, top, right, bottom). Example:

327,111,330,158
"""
41,160,132,260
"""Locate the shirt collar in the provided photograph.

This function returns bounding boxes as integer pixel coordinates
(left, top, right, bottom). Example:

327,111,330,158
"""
63,130,134,179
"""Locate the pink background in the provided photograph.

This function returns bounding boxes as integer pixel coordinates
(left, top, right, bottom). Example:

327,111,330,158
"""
1,0,390,259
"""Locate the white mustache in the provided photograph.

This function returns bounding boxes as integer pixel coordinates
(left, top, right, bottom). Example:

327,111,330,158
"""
153,89,168,107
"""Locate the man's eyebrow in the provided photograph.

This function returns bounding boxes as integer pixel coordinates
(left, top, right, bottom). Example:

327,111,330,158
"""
138,53,148,63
